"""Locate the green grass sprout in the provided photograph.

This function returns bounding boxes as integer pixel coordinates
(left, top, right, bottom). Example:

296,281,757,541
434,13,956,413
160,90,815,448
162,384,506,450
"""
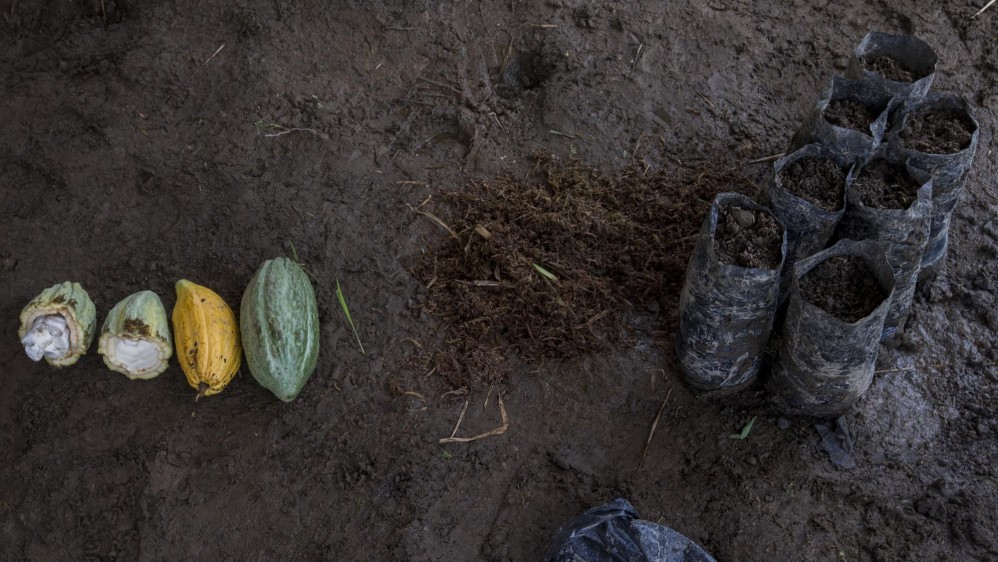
336,280,365,355
532,262,558,281
729,416,757,440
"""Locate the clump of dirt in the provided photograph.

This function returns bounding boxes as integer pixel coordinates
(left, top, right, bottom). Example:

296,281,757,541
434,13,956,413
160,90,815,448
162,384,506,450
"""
413,154,755,384
778,157,846,211
799,255,888,322
901,110,976,154
852,160,920,209
713,205,783,269
862,55,918,82
824,99,877,132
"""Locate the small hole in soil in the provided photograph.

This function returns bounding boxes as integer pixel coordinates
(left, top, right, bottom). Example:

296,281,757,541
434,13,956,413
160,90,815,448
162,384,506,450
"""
900,110,975,155
823,99,878,132
799,255,888,323
852,160,920,210
713,204,783,269
777,157,846,212
861,55,919,83
498,51,554,98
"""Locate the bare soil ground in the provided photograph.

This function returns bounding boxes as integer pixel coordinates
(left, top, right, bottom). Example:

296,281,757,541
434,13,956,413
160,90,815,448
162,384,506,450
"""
1,1,996,560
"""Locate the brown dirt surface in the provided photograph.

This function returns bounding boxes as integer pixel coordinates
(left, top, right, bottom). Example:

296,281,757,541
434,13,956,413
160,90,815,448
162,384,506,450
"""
713,205,783,269
2,1,997,561
779,157,847,211
853,160,921,209
862,55,918,82
901,109,977,154
824,99,878,131
800,255,890,322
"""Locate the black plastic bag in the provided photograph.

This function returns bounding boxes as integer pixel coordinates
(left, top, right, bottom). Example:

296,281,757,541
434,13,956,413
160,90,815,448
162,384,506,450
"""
788,76,896,161
545,498,717,562
844,31,937,102
768,239,896,417
676,193,787,392
834,153,933,341
760,143,853,269
885,93,980,275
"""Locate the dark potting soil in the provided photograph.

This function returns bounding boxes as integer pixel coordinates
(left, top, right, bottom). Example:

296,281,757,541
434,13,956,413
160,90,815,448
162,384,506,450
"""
799,255,889,323
778,157,846,212
862,55,918,82
823,99,877,132
901,110,976,154
713,205,783,269
852,160,920,209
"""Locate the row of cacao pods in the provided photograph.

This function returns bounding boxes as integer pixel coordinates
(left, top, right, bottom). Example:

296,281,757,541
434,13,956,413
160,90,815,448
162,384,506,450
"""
16,257,319,402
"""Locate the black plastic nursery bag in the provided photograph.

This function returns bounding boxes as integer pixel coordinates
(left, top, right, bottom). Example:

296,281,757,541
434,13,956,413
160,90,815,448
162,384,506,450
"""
761,143,853,268
788,75,895,161
768,239,896,417
835,154,933,341
845,31,938,102
885,93,980,274
545,498,717,562
676,193,787,392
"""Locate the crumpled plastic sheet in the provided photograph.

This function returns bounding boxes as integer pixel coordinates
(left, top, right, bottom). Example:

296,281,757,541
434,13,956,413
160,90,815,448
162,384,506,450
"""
545,498,717,562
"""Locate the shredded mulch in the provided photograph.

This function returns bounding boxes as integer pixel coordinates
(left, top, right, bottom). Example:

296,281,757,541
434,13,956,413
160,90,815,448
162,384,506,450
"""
412,154,755,384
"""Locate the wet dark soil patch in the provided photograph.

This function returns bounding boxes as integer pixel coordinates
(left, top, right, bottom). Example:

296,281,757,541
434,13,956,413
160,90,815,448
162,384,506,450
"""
824,99,877,132
713,205,783,269
862,55,918,82
413,155,755,384
778,157,846,211
852,160,920,209
901,110,976,154
799,255,888,322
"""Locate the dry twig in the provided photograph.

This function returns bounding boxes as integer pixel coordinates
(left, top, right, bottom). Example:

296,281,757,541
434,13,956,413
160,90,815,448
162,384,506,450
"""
439,393,510,443
640,388,672,465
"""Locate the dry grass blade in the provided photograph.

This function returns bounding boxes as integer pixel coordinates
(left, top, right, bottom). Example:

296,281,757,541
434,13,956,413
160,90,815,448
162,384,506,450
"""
336,280,366,355
640,388,672,465
408,203,459,239
439,393,509,443
973,0,996,17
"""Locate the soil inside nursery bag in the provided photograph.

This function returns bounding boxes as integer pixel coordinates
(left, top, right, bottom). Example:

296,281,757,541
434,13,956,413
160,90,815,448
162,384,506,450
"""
846,31,937,101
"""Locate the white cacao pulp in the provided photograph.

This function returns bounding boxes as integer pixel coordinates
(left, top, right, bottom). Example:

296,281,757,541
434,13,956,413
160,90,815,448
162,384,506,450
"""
22,314,71,361
105,337,162,374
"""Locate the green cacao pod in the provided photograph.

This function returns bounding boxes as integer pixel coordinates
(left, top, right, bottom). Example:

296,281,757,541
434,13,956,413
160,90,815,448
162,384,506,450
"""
98,290,173,380
240,257,320,401
19,282,97,367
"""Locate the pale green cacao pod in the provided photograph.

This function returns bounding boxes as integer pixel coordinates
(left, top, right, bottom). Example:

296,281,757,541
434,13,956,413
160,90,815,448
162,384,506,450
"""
18,282,97,367
240,257,320,402
98,290,173,380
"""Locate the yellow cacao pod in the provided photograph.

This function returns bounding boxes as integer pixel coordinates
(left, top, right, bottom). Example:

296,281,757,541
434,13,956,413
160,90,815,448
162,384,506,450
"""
171,279,242,397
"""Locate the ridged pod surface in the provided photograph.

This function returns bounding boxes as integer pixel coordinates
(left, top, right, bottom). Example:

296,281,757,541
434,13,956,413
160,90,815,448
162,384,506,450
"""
240,257,320,402
18,282,97,367
98,290,173,379
172,280,242,397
